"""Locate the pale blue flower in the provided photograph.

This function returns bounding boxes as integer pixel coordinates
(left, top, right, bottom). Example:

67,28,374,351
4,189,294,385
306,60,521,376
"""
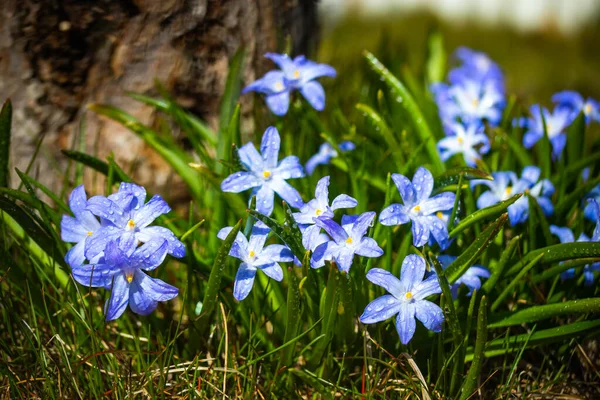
221,126,305,216
519,104,573,159
552,91,600,124
305,141,355,175
360,255,444,345
437,255,490,298
437,122,490,167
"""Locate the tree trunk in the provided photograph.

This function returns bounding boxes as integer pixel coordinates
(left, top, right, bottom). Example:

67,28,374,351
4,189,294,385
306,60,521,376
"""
0,0,318,200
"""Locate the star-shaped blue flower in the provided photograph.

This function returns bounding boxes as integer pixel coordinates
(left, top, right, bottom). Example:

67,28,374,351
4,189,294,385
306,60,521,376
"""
218,224,294,301
437,255,490,298
305,141,355,176
242,53,336,116
471,166,554,226
293,176,358,251
221,126,305,216
61,185,101,268
379,167,455,249
311,212,383,272
552,91,600,124
360,255,444,345
519,104,574,159
84,183,186,261
72,239,179,321
437,122,490,167
447,47,504,91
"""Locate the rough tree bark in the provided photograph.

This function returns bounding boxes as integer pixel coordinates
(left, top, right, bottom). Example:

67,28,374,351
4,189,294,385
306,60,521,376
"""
0,0,318,201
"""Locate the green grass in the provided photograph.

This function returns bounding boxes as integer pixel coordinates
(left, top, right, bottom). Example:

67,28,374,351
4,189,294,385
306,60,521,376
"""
2,19,600,398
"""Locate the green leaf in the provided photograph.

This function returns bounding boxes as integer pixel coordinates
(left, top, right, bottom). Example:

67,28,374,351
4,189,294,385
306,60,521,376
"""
554,175,600,216
363,50,444,174
356,103,404,168
491,252,545,311
497,128,534,168
61,150,130,183
199,219,242,323
425,29,446,84
446,213,508,284
0,99,12,187
482,234,521,293
433,167,492,193
429,253,462,346
490,297,600,328
180,219,205,242
566,111,585,167
88,104,202,199
449,194,521,238
247,206,305,260
465,319,600,361
506,241,600,276
281,268,302,367
533,258,600,283
309,265,339,370
459,296,488,400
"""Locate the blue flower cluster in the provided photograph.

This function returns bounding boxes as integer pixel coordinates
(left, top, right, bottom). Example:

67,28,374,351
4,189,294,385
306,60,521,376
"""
432,47,505,166
61,183,185,321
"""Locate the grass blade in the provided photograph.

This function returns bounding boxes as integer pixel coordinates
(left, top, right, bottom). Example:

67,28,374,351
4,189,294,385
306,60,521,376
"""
459,296,487,400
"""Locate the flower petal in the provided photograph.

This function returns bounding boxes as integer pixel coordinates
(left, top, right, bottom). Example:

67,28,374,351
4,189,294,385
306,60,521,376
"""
379,204,410,226
84,225,122,260
411,218,430,247
420,192,456,215
424,215,450,250
550,225,575,244
413,274,442,300
359,295,402,324
254,185,275,216
258,244,293,263
69,185,101,230
355,237,383,258
350,211,376,239
401,254,427,291
238,142,263,172
412,167,434,202
315,176,330,206
105,274,130,321
396,303,417,345
331,194,358,211
61,215,90,243
261,126,281,169
131,239,169,271
233,263,257,301
274,156,305,180
414,300,444,332
137,226,186,258
300,81,326,111
86,195,129,227
301,224,322,251
133,270,179,302
129,281,158,316
114,183,147,210
315,217,348,243
311,241,335,269
259,262,284,281
242,70,286,95
333,248,355,272
221,172,261,193
391,173,416,205
266,91,290,116
71,263,120,288
66,240,87,268
365,268,405,298
270,178,304,209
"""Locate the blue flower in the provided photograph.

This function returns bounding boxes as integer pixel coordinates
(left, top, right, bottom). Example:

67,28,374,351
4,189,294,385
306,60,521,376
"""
241,53,336,116
584,184,600,222
305,141,355,176
437,122,490,167
550,218,600,286
432,80,505,128
84,183,186,261
379,167,455,249
471,166,554,226
311,212,383,272
61,185,101,268
519,104,573,159
360,255,444,345
448,47,504,90
552,91,600,124
218,224,294,301
72,239,179,321
293,176,358,251
221,126,305,216
437,255,490,298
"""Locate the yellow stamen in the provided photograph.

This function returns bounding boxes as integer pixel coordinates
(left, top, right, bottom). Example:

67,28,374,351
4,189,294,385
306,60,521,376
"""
436,211,443,219
127,219,135,229
249,251,256,258
405,292,413,300
293,69,300,79
275,82,284,91
126,273,134,283
457,137,464,144
345,237,353,244
315,209,322,216
263,171,271,179
87,231,93,236
413,205,421,212
504,187,512,196
585,104,592,114
471,98,479,107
